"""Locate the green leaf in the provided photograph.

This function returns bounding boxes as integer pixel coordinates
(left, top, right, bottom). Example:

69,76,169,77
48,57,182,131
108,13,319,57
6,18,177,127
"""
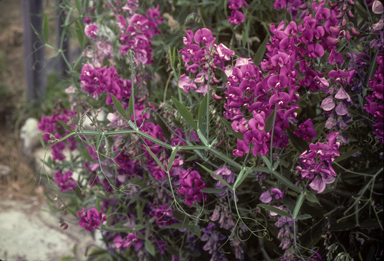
196,162,232,189
254,35,269,65
30,24,44,43
60,256,75,261
330,222,356,231
233,167,253,189
145,240,155,256
333,148,360,163
264,109,276,133
198,93,208,130
359,219,381,230
242,30,247,47
67,207,77,218
200,188,226,193
87,249,108,257
37,133,46,150
163,223,201,237
287,128,309,153
75,20,85,49
57,119,74,133
220,117,244,140
127,94,135,119
314,122,326,137
75,0,82,13
42,14,49,42
261,156,272,169
172,97,197,130
258,204,293,218
292,192,305,219
296,214,312,220
106,206,112,224
72,244,77,256
186,155,199,162
144,144,165,171
167,143,180,172
305,193,321,206
111,94,129,121
74,186,82,200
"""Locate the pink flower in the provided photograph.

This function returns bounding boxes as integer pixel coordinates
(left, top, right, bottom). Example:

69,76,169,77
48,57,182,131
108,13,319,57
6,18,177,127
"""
178,74,197,93
77,208,106,231
84,24,98,40
228,10,244,25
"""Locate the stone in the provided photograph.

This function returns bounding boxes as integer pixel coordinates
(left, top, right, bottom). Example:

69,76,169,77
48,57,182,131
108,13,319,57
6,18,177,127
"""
0,164,11,176
20,117,41,158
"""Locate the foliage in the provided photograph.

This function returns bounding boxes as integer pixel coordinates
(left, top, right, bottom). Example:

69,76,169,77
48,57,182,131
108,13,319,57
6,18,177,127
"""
36,0,383,260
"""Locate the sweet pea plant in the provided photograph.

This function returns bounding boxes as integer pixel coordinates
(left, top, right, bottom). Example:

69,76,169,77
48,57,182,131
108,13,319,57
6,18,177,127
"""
36,0,383,260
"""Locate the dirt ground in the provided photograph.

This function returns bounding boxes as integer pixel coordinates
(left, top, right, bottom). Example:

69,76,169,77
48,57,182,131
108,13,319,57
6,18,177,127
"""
0,1,95,260
0,0,38,200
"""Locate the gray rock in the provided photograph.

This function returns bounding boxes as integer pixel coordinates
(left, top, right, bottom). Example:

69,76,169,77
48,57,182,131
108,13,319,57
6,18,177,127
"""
20,118,41,158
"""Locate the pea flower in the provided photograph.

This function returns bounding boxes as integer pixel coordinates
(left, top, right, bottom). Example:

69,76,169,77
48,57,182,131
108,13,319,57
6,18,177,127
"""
76,208,106,231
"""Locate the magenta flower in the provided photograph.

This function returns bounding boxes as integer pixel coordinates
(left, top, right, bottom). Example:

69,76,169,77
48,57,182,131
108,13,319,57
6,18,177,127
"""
228,10,244,25
216,43,235,61
228,0,243,9
53,170,77,192
178,74,197,93
260,191,272,203
84,24,98,40
232,139,250,157
294,119,317,141
320,97,335,111
194,28,215,46
76,208,106,231
178,169,207,205
373,0,383,14
307,43,324,58
114,232,138,249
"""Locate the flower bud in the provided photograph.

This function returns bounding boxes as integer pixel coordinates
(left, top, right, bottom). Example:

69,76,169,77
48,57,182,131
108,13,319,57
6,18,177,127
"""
342,18,347,27
336,11,344,19
345,30,351,41
342,4,348,10
330,26,341,35
347,10,354,18
350,27,360,36
298,4,307,9
348,0,355,5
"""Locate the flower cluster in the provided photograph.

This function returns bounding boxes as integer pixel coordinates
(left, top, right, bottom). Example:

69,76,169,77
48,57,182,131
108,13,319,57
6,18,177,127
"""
53,170,77,192
294,118,317,141
364,54,384,144
80,64,132,104
228,0,248,25
178,28,232,95
118,5,163,64
76,207,106,231
177,168,207,205
296,132,340,193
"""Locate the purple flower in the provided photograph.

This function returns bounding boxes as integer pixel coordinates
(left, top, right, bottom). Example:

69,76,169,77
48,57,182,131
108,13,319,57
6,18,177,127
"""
178,169,207,205
228,10,244,25
76,208,106,231
194,28,215,46
373,0,383,14
294,118,317,141
216,43,235,61
178,74,197,93
114,232,138,249
84,24,98,40
320,97,335,111
260,191,272,203
228,0,243,9
53,170,77,192
232,139,250,157
213,167,235,184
